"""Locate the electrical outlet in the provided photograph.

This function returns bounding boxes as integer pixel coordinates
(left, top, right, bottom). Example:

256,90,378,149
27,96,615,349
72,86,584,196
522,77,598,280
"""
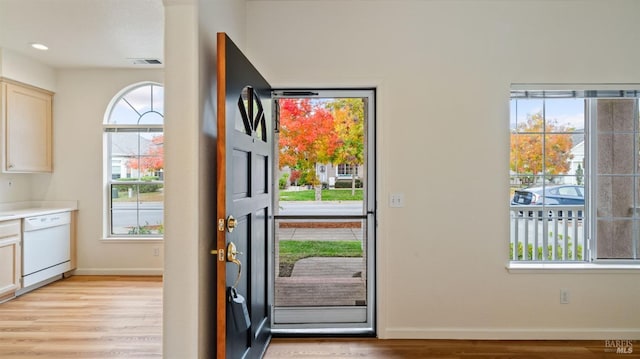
153,247,160,257
560,288,570,304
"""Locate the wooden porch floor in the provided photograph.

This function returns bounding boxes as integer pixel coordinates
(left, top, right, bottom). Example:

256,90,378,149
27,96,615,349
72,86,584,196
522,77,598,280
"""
275,257,366,306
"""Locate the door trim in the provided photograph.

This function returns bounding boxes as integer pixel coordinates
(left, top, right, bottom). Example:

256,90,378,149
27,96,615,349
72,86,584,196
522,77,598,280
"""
215,32,228,359
271,89,376,335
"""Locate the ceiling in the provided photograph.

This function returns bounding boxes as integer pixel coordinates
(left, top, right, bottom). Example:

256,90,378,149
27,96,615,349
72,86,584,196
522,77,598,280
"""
0,0,164,69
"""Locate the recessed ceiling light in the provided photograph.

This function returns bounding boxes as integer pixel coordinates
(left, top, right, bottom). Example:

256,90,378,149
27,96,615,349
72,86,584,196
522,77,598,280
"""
30,43,48,51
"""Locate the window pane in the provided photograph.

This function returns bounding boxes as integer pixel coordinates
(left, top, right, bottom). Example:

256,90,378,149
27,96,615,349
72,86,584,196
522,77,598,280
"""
139,133,164,177
544,98,584,132
110,99,142,124
544,133,575,182
123,86,153,119
510,133,542,185
139,183,164,204
110,184,164,235
511,99,543,133
139,111,164,125
595,99,638,259
277,97,366,215
110,132,141,179
108,84,163,125
152,85,164,115
597,219,637,259
510,94,587,262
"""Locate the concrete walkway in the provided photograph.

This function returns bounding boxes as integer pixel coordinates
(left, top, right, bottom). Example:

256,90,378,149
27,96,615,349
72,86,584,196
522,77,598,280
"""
278,228,363,241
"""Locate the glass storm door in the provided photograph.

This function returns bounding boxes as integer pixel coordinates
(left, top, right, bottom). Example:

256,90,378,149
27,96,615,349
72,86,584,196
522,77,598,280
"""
271,89,376,334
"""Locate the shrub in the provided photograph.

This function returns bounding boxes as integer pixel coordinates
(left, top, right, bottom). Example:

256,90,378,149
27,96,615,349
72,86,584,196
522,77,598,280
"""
298,169,319,186
289,170,301,185
279,173,289,189
116,176,162,193
510,242,583,261
334,178,363,188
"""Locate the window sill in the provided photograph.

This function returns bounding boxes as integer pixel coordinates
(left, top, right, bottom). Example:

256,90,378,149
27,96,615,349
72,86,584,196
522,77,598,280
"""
507,262,640,274
101,237,163,243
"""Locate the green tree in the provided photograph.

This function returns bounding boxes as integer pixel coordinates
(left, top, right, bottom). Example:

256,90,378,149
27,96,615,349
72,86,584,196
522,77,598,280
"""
576,163,583,185
327,99,365,195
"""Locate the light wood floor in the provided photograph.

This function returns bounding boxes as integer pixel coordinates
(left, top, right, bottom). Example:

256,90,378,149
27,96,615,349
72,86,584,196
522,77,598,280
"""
0,276,162,359
264,338,639,358
1,276,637,358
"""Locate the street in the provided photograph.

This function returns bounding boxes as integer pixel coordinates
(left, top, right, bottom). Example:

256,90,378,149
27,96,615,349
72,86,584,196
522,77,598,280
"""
277,201,364,216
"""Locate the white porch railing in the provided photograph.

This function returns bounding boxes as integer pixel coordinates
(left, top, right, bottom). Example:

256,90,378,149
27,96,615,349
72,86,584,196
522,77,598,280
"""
510,205,586,261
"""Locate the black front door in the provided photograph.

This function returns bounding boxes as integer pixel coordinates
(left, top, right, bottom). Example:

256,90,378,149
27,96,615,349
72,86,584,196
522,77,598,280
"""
216,32,272,359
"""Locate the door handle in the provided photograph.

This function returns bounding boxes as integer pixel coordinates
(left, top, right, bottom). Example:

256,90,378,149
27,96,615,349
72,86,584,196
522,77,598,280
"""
226,242,242,289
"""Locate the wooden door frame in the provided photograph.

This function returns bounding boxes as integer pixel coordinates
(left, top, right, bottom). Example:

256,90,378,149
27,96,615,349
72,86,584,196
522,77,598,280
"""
215,32,228,359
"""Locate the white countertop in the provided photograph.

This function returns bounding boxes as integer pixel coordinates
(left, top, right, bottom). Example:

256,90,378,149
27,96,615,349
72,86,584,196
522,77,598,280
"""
0,201,78,221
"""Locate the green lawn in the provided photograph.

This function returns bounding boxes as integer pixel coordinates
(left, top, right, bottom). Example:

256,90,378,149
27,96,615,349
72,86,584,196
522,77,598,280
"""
278,240,363,277
279,189,363,201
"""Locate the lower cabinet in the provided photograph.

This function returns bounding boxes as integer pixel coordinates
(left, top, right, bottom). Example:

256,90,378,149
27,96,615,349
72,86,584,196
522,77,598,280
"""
0,220,21,302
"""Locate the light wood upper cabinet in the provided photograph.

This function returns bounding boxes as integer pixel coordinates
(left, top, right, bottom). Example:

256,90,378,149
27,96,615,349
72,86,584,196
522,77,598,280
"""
1,79,53,173
0,220,21,302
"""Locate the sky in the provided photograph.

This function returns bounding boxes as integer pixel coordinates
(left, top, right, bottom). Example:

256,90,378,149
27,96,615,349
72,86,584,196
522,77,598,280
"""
510,98,585,132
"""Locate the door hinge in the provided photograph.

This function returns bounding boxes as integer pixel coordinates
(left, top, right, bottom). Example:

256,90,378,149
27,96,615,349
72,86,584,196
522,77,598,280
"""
218,218,225,232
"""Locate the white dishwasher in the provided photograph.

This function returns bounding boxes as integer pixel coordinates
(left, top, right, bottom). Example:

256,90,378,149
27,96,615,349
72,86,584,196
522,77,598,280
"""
21,212,71,291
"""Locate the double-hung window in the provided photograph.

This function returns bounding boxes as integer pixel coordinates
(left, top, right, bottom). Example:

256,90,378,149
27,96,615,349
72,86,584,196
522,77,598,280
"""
337,163,358,178
104,83,164,238
510,87,640,262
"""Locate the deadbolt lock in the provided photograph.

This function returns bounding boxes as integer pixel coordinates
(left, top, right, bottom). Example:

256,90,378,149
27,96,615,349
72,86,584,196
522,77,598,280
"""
226,215,238,232
218,215,238,233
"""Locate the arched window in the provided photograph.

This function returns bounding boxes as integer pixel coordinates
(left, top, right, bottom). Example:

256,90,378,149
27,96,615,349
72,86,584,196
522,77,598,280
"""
104,83,164,237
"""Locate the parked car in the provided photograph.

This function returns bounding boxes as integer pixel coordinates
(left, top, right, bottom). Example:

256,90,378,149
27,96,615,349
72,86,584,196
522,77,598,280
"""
511,185,584,219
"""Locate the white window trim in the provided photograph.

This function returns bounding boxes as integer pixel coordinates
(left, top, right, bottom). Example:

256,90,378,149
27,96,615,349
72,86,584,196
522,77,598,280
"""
509,84,640,267
103,82,164,240
507,262,640,273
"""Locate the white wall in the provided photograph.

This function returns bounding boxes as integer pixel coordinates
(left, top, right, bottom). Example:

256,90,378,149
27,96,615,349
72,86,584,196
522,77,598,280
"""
247,0,640,339
163,0,247,356
0,48,56,91
32,69,164,274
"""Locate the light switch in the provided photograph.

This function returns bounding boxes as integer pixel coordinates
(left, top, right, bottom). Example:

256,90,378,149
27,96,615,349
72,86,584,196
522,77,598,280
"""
390,193,404,208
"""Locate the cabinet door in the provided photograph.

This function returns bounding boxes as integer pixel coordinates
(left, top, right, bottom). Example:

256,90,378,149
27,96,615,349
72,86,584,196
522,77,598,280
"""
0,220,21,300
3,81,53,172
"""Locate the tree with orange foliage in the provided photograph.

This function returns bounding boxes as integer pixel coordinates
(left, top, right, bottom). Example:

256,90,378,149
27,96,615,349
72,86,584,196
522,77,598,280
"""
278,99,339,188
127,135,164,177
510,113,573,185
328,98,365,195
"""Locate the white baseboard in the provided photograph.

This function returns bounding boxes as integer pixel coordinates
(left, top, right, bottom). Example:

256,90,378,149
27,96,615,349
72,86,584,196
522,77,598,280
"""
73,268,163,276
383,327,640,340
